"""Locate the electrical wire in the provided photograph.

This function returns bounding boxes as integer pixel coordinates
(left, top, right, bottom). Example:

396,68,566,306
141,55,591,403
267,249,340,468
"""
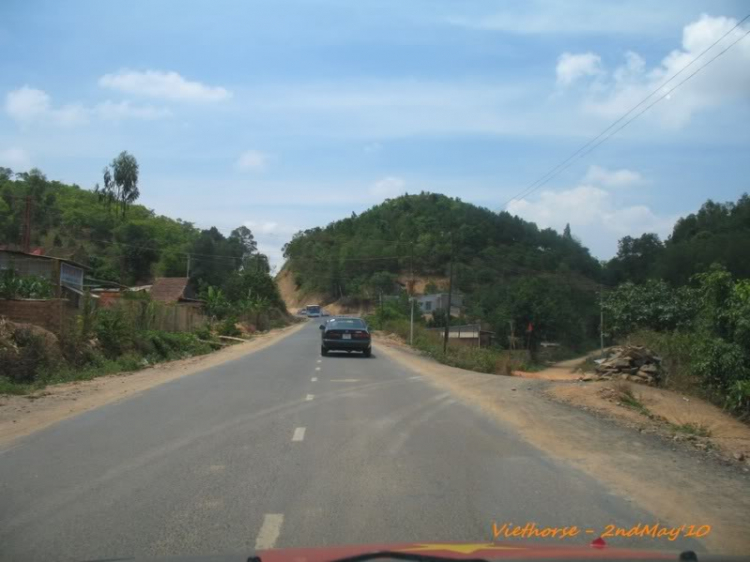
501,14,750,208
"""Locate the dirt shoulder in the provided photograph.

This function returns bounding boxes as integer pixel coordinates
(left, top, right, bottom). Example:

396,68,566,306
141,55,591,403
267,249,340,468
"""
514,353,750,465
373,335,750,555
0,322,306,448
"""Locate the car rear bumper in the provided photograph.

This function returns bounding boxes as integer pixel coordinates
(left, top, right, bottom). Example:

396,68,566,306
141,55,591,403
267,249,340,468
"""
322,339,371,351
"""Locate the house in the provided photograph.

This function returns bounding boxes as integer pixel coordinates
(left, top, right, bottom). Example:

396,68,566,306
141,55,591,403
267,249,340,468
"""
416,292,463,316
149,277,202,305
0,249,88,303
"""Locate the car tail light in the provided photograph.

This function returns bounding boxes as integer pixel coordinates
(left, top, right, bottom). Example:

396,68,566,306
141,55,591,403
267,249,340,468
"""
326,331,341,339
353,331,369,339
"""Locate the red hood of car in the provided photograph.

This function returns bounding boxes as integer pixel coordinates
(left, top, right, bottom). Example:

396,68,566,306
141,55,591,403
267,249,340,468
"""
257,541,676,562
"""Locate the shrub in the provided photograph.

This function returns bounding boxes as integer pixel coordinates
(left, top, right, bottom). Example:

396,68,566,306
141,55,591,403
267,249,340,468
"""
0,327,61,384
692,338,748,398
94,308,131,358
218,317,242,337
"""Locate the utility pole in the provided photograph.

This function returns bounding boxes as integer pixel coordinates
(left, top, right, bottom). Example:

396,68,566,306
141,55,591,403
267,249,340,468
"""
443,232,454,354
409,242,414,346
21,196,32,253
599,285,604,357
186,254,191,278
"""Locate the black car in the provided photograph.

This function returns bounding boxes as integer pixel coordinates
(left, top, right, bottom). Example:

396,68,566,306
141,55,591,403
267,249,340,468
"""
320,317,371,357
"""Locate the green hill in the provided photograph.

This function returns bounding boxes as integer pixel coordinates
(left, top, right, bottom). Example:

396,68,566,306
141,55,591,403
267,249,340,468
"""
0,166,283,311
283,192,604,350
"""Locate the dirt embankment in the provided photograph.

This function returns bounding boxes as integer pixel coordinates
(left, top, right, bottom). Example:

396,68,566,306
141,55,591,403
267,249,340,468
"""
514,352,750,466
373,334,750,555
277,265,446,317
0,322,306,447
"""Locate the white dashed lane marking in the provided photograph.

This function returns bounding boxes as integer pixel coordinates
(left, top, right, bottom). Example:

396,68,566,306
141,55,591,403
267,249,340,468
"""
255,514,284,550
292,427,306,442
306,394,314,401
311,377,318,382
315,367,321,371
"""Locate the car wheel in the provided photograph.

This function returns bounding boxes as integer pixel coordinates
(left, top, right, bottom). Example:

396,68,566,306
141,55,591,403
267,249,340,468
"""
321,347,328,356
363,348,371,358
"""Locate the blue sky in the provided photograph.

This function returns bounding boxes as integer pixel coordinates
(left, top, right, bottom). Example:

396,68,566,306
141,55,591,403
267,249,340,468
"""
1,0,748,269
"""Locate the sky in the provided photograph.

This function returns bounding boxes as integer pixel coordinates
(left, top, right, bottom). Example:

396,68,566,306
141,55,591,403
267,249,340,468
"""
1,0,749,270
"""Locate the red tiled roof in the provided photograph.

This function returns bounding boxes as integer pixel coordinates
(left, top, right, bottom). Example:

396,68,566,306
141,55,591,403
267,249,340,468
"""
150,277,190,303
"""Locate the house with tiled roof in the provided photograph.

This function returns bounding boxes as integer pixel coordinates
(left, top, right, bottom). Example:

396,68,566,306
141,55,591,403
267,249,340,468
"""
149,277,203,304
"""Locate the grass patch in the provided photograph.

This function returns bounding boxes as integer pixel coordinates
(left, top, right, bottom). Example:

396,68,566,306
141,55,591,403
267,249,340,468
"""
671,422,712,438
613,380,652,417
377,319,527,376
0,378,35,395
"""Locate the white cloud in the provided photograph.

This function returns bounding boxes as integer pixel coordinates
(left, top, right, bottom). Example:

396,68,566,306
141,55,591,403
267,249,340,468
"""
5,86,170,126
556,52,602,86
5,87,89,126
99,70,231,102
370,176,406,198
583,165,644,188
94,100,172,121
0,147,31,170
506,169,675,258
236,150,269,171
364,142,382,153
5,87,50,122
573,14,750,128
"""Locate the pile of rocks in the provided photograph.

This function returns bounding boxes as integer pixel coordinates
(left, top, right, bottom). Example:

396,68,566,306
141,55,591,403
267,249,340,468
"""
585,345,662,385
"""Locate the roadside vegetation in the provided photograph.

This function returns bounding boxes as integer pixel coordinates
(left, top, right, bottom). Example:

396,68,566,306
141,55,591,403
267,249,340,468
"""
605,265,750,418
0,159,293,395
365,295,536,376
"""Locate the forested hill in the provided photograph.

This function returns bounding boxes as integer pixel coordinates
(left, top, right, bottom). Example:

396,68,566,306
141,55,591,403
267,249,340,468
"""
605,194,750,286
0,166,283,311
283,192,602,298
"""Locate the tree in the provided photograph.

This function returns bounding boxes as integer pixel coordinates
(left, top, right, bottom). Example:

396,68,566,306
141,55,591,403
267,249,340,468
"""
96,151,140,217
563,223,572,239
230,225,258,258
114,221,160,284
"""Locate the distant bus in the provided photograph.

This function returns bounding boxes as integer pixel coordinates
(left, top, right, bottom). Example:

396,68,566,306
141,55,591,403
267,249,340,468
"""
306,304,321,317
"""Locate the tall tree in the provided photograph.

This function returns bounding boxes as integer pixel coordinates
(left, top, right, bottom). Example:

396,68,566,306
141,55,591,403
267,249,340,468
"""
229,225,258,258
96,151,140,218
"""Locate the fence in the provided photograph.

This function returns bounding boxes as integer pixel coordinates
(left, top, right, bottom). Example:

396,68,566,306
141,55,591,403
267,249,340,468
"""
112,300,208,333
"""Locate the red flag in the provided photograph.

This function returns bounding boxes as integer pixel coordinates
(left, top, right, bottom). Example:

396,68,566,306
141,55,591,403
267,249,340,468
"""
526,322,533,333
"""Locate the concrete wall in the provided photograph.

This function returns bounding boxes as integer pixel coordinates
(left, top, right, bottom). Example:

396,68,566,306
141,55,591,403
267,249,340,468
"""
0,299,72,334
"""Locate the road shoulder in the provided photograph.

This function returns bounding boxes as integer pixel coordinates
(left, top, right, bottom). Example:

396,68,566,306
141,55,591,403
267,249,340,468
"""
0,322,306,447
374,336,750,555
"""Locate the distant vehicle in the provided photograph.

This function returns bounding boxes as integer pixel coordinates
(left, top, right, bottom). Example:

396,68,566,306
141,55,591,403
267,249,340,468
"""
306,304,321,317
320,317,371,357
298,309,307,316
321,310,330,317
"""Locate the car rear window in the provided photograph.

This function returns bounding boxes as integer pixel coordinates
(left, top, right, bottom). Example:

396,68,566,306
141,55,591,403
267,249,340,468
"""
329,319,366,329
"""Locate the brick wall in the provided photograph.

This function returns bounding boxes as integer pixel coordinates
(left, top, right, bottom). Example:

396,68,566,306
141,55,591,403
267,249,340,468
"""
0,299,72,335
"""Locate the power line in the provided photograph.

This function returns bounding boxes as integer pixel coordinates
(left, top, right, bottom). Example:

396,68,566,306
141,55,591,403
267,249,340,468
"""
501,14,750,208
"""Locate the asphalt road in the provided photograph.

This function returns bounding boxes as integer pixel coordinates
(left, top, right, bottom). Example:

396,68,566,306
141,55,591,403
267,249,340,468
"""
0,321,693,561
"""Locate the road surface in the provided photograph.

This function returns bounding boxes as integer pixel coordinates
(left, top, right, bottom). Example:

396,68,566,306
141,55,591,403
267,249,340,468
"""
0,321,695,561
